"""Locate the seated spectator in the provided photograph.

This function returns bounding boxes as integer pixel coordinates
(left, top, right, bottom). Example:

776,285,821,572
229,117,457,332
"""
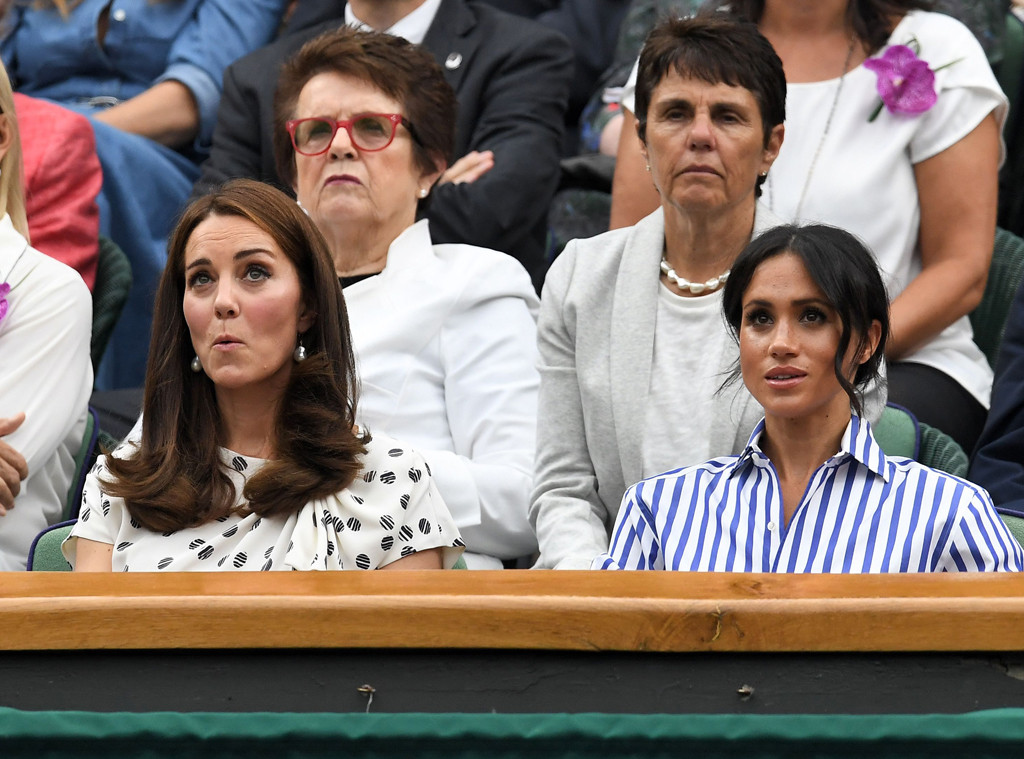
0,62,92,570
969,278,1024,515
65,180,463,572
193,0,573,288
13,93,101,289
598,225,1022,573
609,2,1003,454
272,28,540,568
1,0,289,388
531,15,884,570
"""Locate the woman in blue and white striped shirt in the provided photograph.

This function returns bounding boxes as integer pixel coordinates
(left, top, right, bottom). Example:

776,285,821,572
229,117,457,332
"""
599,225,1023,572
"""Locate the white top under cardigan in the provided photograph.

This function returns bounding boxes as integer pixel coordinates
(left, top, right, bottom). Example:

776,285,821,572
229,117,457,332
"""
344,219,540,568
766,10,1005,407
0,213,92,569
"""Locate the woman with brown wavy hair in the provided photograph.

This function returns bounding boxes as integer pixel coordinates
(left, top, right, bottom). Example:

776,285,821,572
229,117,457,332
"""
65,179,463,572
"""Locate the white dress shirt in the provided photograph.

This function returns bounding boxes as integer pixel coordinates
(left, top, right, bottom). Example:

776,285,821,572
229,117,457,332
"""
0,213,92,569
598,416,1023,573
344,220,540,568
345,0,442,44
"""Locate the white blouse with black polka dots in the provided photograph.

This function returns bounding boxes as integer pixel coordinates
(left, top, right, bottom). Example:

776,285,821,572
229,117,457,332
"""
64,433,465,571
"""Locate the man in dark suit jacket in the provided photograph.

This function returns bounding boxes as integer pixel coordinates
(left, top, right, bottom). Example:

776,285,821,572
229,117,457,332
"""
193,0,573,286
969,276,1024,516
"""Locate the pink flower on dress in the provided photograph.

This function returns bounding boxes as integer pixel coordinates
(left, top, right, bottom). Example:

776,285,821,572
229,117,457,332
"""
864,44,937,118
0,282,10,325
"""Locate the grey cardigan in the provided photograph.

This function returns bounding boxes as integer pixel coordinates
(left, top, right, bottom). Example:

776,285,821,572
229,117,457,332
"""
531,204,782,569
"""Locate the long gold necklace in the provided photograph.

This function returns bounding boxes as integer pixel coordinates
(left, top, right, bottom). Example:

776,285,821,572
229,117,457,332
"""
766,34,858,220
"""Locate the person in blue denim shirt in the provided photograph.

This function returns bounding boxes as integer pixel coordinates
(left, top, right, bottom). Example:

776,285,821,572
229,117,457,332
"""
1,0,287,389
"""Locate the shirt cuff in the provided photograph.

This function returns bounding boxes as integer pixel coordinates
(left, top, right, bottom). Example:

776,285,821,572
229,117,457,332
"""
156,61,220,149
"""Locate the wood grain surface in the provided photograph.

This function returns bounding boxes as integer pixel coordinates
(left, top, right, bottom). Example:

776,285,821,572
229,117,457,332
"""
1,571,1022,652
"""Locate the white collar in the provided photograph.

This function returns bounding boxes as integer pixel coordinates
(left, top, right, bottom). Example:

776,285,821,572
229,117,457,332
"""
345,0,442,45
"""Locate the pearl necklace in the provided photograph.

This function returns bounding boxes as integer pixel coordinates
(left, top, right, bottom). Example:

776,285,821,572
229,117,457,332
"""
660,255,730,295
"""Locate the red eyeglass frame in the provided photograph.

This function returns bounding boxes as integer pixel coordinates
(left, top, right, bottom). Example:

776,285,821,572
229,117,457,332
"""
285,113,414,155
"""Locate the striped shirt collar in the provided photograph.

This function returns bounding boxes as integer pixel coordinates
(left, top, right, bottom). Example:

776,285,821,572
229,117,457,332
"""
731,415,891,484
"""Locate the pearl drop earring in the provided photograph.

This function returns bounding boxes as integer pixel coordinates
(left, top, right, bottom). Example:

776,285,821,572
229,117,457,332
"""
191,355,202,373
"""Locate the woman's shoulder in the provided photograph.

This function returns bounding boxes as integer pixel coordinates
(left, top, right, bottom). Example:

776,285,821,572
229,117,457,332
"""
2,231,90,318
429,241,534,285
351,433,431,482
886,453,991,503
420,242,540,317
896,10,991,54
545,209,665,294
627,455,741,501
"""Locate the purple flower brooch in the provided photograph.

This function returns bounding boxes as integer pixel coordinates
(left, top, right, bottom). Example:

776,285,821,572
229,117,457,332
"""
0,282,10,327
864,38,961,122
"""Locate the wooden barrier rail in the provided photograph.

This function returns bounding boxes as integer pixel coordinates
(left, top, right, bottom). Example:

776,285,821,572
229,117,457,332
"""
2,571,1023,652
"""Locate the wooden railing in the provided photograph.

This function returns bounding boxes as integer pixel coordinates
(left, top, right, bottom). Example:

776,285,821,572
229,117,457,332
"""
2,571,1023,652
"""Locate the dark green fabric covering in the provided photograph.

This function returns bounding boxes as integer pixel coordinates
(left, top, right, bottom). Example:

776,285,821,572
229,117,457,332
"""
873,404,919,459
28,524,73,571
3,709,1024,758
1000,513,1024,550
918,422,970,477
92,235,133,376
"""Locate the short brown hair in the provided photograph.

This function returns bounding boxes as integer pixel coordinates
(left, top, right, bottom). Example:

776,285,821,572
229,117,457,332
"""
103,179,368,532
634,14,786,148
273,26,457,190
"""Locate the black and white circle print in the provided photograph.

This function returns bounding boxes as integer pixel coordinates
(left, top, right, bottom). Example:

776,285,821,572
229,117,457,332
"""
418,518,432,535
387,448,404,457
231,455,248,473
356,553,371,569
198,545,215,560
129,516,141,529
362,469,376,483
101,498,111,516
116,541,133,551
399,494,410,510
250,517,262,531
261,558,273,571
379,471,396,484
352,495,364,505
379,514,395,530
188,538,206,550
222,524,239,538
157,557,173,569
81,507,90,522
408,467,422,483
398,525,413,542
401,545,416,557
381,535,394,551
233,552,248,568
346,517,361,532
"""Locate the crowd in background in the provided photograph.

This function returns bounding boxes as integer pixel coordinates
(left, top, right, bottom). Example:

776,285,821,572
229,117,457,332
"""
1,0,1023,573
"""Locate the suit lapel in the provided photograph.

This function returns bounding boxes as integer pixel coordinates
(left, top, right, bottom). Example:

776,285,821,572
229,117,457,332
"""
422,0,475,95
610,208,666,488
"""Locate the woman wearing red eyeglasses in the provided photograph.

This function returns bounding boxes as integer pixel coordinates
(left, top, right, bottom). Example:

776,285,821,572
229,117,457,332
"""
272,27,540,570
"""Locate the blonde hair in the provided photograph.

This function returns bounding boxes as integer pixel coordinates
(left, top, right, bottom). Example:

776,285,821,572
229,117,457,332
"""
0,60,28,239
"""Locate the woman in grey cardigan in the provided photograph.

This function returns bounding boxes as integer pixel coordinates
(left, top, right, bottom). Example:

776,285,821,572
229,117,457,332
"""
530,14,788,569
